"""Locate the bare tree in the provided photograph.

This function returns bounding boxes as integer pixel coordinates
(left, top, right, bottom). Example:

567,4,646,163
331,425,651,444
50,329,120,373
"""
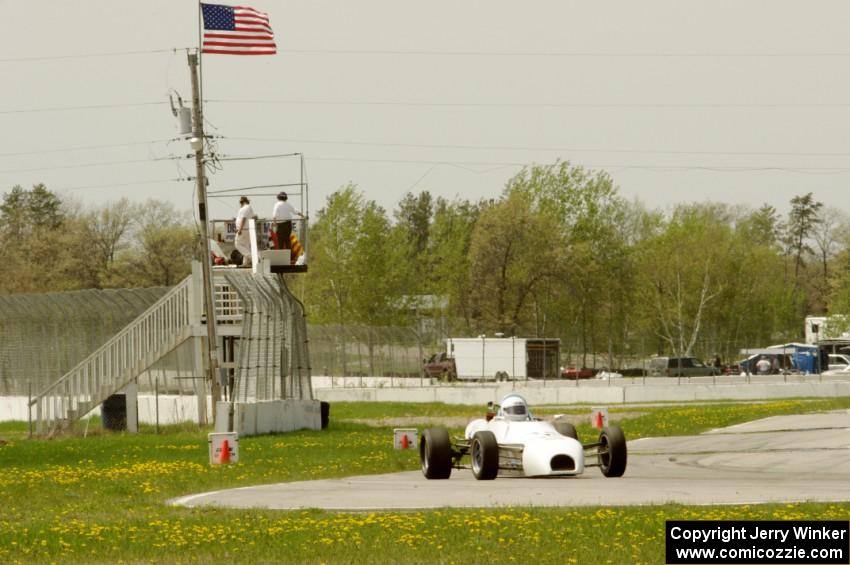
652,260,719,356
89,198,136,266
812,207,849,295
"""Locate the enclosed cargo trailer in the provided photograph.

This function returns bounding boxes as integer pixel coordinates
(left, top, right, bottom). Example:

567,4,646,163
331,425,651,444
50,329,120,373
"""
446,337,560,381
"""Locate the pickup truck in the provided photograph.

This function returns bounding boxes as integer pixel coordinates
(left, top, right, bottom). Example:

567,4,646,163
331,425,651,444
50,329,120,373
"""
423,352,457,381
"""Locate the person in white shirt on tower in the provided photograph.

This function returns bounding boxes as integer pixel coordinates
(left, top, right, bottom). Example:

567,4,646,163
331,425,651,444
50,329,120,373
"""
271,191,303,250
234,196,255,264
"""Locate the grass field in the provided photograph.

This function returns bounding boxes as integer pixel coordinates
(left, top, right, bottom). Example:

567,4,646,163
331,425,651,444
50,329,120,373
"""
1,397,849,564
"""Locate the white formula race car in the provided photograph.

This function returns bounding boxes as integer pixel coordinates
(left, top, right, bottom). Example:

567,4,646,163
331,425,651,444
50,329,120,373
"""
419,394,627,480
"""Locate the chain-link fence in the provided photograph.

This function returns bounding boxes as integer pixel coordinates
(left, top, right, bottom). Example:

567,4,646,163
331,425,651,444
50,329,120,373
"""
0,287,169,396
308,325,813,383
558,333,808,376
0,283,822,397
308,324,441,380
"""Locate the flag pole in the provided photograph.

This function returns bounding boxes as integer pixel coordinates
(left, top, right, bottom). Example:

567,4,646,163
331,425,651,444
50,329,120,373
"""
197,1,204,121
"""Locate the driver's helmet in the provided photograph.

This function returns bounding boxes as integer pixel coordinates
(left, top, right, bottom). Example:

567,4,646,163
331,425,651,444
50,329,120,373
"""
499,394,530,422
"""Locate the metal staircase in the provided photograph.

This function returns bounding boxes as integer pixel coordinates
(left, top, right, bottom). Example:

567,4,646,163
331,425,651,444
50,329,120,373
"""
27,262,311,436
29,275,195,436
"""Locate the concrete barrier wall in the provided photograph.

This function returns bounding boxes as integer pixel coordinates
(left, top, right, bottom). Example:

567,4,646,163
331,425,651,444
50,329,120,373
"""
0,394,212,425
216,399,321,436
312,376,431,389
137,395,212,424
315,384,626,405
3,379,848,425
0,396,31,421
314,381,850,405
622,381,850,403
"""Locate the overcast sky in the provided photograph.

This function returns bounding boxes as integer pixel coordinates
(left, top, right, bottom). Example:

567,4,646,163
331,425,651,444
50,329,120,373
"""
2,1,850,222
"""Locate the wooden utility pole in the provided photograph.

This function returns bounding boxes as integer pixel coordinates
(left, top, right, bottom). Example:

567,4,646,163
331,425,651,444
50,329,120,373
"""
188,51,221,419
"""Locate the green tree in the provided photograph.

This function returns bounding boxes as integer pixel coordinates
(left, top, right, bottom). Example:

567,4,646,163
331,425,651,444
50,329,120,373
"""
466,190,564,335
388,191,435,298
305,185,363,327
740,204,783,249
785,192,823,280
306,185,404,375
428,197,483,331
0,183,63,241
394,191,433,258
723,212,800,352
505,161,632,367
635,206,729,357
0,184,72,292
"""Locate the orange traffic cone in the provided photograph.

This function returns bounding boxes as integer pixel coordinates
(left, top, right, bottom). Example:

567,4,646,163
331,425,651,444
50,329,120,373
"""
401,433,409,449
220,439,231,464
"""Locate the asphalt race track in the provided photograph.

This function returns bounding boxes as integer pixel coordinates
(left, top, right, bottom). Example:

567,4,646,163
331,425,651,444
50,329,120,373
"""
171,411,850,510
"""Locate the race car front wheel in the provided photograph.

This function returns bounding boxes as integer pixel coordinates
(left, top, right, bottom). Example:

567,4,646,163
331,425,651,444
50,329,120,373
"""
598,426,627,477
420,428,452,479
471,431,499,480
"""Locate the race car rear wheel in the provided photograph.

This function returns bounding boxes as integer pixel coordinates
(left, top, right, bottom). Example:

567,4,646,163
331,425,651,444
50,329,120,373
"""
471,431,499,480
553,421,578,440
420,428,452,479
598,426,627,477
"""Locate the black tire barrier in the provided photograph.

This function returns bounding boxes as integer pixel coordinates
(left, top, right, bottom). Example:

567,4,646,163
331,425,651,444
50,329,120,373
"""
320,401,330,430
102,394,127,431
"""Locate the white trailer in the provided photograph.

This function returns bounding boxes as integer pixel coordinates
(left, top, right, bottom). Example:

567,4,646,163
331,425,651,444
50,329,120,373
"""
805,315,850,344
447,337,560,381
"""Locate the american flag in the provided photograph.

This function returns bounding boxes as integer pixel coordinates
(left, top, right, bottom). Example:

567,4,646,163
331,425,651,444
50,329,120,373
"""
201,3,277,56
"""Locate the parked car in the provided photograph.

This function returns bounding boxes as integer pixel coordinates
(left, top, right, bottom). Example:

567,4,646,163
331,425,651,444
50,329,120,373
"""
560,366,594,380
821,365,850,377
423,352,457,381
827,354,850,372
648,356,721,377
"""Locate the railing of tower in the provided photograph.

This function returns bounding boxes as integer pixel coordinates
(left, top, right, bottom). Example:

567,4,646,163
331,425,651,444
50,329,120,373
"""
207,217,308,274
204,153,310,275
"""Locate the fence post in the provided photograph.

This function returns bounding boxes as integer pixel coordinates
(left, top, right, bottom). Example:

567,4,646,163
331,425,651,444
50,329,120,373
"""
28,382,32,439
155,375,160,435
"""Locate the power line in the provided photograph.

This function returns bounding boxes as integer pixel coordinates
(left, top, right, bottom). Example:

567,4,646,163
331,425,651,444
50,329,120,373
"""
224,135,850,158
0,48,184,63
3,48,850,63
208,182,305,195
0,102,166,115
210,152,850,173
4,99,846,116
0,139,173,158
208,98,850,109
305,155,850,174
59,178,187,192
0,156,179,175
286,48,850,58
217,153,301,162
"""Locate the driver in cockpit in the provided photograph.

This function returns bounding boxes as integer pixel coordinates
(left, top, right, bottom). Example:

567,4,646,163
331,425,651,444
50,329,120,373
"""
498,394,532,422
